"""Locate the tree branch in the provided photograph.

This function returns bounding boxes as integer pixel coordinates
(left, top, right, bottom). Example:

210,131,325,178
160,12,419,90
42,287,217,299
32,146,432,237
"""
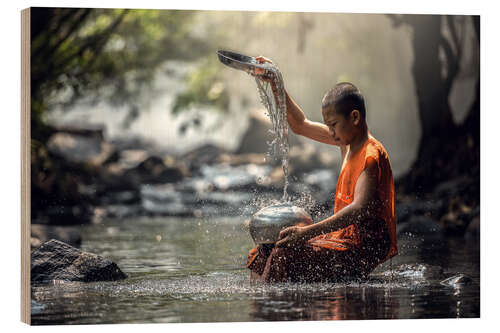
33,9,91,60
54,9,129,79
67,9,130,87
49,9,92,58
83,9,130,69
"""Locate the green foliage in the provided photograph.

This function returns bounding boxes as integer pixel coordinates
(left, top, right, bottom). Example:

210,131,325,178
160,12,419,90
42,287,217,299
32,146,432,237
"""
172,57,229,115
30,8,211,140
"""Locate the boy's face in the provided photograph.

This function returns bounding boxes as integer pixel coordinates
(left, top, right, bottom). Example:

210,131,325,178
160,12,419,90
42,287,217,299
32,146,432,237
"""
322,106,357,145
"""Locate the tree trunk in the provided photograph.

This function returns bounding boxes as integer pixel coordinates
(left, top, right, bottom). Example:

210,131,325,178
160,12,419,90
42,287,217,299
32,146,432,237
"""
397,15,468,192
410,16,456,143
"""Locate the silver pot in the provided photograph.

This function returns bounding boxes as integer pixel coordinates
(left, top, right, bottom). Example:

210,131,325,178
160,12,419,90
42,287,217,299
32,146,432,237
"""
217,50,267,74
248,203,313,245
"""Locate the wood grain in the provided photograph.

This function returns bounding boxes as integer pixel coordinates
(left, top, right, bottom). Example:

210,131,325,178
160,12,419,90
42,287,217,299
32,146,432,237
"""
21,7,31,325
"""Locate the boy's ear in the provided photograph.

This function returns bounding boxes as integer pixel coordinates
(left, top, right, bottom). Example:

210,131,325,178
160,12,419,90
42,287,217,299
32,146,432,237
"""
351,109,361,125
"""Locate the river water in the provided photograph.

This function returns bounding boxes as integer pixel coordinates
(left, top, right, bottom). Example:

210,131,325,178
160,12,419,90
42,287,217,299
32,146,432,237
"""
31,216,479,324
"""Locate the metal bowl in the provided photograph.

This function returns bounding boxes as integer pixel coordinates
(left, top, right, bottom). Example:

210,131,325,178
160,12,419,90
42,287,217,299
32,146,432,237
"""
248,203,313,245
216,50,270,75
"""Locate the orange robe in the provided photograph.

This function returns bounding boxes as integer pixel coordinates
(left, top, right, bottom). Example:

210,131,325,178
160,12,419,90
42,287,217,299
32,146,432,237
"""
247,136,398,282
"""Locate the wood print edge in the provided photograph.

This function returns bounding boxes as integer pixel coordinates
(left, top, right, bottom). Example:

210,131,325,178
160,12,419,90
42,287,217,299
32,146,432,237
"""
21,7,31,326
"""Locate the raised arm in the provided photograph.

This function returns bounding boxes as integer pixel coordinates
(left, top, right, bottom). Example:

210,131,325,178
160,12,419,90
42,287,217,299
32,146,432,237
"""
254,56,346,155
273,83,347,161
282,88,338,146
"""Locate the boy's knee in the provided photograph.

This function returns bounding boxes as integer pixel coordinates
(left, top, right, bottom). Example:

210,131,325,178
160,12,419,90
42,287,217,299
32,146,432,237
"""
271,246,295,258
270,246,297,265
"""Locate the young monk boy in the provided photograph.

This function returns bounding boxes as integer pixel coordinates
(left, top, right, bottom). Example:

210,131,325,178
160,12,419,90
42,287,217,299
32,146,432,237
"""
246,56,398,283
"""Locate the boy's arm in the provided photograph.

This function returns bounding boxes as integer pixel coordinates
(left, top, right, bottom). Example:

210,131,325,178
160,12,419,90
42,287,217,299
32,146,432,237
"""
255,56,341,147
272,84,341,147
276,158,379,247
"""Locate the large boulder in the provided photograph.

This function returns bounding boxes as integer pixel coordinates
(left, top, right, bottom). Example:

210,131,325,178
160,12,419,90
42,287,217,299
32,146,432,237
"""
123,155,186,185
52,123,105,140
288,143,337,177
47,132,115,166
237,108,303,154
465,215,480,239
395,199,446,224
397,215,442,236
439,197,478,235
237,109,272,154
182,144,227,171
31,239,127,284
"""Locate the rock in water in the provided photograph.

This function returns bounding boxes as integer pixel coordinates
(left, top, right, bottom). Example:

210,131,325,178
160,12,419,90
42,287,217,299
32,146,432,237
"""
384,263,444,280
440,274,474,287
123,155,185,185
396,216,442,236
47,132,115,166
31,239,127,284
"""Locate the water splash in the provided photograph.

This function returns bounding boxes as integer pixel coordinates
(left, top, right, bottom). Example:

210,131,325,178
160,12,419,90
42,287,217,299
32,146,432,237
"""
246,189,318,218
32,269,441,304
254,64,290,202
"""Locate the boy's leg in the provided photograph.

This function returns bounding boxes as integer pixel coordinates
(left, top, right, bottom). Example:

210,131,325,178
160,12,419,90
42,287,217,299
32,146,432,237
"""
261,246,301,282
247,244,309,282
247,244,275,282
358,218,391,275
292,245,365,282
250,270,265,282
247,229,391,283
248,244,364,283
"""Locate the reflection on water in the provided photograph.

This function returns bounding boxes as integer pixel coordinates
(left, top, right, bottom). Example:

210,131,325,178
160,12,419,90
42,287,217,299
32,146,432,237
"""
31,216,479,324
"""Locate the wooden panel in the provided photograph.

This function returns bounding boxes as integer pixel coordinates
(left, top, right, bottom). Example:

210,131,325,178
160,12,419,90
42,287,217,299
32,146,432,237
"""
21,7,31,325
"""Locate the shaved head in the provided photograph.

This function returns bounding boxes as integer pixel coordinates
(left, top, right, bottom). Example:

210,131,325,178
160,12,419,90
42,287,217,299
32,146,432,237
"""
322,82,366,119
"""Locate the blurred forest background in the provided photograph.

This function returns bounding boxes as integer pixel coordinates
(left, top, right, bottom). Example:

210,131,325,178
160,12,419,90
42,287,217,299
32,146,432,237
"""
29,8,480,243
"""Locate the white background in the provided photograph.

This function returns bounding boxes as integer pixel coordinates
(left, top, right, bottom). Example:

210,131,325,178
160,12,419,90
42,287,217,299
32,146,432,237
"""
1,0,497,331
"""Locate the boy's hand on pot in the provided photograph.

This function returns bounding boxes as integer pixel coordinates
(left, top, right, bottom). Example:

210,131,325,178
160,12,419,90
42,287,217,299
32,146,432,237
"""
276,225,308,248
